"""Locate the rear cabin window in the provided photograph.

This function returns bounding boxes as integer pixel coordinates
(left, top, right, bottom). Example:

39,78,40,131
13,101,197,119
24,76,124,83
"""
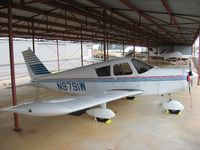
131,59,153,74
113,63,132,76
95,65,111,77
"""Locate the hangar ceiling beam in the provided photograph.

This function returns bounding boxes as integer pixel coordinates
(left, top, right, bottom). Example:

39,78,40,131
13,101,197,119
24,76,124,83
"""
0,18,156,45
44,0,161,45
11,3,99,28
0,29,151,45
44,1,110,26
0,12,106,37
0,19,103,39
142,10,200,18
88,0,158,36
20,0,49,5
161,0,176,24
1,0,198,45
120,0,175,41
87,0,164,41
175,15,200,24
39,1,141,42
161,0,186,41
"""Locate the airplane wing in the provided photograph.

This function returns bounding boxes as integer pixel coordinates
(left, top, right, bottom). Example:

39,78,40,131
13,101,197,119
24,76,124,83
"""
2,90,143,117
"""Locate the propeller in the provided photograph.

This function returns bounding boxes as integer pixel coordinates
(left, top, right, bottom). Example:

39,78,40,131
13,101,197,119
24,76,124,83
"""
187,59,193,108
189,60,193,86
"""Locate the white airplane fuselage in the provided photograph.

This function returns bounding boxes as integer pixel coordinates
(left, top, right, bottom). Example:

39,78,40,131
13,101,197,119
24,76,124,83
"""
3,50,197,118
34,57,189,96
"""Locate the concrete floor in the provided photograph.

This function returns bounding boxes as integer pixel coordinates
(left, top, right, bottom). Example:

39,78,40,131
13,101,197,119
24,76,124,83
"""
0,79,200,150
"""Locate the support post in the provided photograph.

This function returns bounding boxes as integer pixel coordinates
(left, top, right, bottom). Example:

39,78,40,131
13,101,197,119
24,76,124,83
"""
148,47,150,63
198,33,200,85
32,21,35,53
8,0,20,131
80,29,83,66
122,40,125,56
103,9,106,61
156,47,159,65
192,43,195,67
106,38,109,60
133,45,135,58
106,31,109,60
56,40,60,71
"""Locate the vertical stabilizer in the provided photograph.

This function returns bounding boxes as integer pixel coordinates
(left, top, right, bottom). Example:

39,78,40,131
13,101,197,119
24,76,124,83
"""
22,48,50,80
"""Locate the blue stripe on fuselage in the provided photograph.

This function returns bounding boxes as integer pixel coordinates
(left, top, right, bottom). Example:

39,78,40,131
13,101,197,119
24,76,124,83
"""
38,75,186,83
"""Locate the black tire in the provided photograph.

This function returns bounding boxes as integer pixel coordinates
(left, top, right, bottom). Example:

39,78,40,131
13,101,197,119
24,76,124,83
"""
96,118,109,122
168,109,180,114
126,96,135,100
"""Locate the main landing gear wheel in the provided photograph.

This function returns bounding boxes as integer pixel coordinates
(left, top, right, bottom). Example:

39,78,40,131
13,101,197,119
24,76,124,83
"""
126,96,135,100
96,118,108,122
86,107,115,124
96,118,112,124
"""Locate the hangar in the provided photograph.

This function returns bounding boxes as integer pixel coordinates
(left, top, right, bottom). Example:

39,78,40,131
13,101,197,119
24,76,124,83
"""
0,0,200,149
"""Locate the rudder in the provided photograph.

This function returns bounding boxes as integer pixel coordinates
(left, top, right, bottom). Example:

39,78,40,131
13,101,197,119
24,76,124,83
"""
22,48,50,80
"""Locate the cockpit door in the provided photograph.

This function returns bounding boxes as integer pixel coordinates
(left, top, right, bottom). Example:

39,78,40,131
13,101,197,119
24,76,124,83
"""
112,61,140,89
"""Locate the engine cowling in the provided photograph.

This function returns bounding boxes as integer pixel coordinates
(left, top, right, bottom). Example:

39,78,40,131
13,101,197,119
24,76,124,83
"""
86,108,115,119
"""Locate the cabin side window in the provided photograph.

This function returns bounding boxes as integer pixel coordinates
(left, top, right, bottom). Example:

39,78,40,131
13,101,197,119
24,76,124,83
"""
113,63,133,76
131,59,153,74
95,65,111,77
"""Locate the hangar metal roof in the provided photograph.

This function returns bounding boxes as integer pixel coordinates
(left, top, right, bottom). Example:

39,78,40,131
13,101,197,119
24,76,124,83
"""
0,0,200,46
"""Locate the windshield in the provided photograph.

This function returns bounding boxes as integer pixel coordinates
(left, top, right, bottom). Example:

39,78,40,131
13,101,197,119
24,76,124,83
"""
131,59,154,74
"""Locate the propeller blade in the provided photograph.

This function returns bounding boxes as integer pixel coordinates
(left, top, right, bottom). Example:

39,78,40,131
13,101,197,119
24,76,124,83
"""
188,59,193,76
188,77,193,108
187,59,196,108
189,59,192,71
189,86,193,109
191,79,193,87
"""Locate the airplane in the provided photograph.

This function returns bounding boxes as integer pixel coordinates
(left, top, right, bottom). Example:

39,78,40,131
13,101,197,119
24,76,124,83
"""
84,47,135,63
1,48,198,122
149,48,191,64
90,45,135,60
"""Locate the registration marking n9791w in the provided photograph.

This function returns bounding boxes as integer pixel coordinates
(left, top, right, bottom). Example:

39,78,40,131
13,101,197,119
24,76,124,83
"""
56,82,86,91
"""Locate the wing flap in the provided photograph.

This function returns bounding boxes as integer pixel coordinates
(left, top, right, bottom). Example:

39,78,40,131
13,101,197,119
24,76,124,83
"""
2,90,143,116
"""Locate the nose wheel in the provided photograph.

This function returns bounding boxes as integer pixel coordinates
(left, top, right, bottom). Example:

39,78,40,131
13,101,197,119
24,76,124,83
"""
168,109,181,114
162,94,184,115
